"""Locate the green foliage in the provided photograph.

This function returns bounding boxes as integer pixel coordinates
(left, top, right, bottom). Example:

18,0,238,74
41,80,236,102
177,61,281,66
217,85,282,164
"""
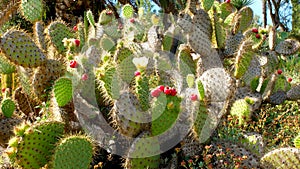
231,0,254,10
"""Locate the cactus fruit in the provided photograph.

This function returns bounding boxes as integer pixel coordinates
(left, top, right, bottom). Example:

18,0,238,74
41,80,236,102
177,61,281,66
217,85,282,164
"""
234,40,254,79
232,6,253,34
260,147,300,169
151,94,181,136
7,121,65,169
0,29,46,68
47,20,75,53
50,135,94,169
0,116,22,147
275,39,300,55
125,132,160,169
99,10,113,25
53,77,73,107
20,0,44,22
294,133,300,148
122,4,134,19
1,98,16,118
230,99,251,125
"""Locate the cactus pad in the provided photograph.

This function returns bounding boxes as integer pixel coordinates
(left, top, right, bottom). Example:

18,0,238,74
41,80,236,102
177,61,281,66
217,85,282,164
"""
234,40,254,79
275,39,300,55
199,68,233,102
8,121,65,169
232,6,253,34
230,99,251,125
32,59,65,102
294,133,300,148
287,84,300,101
53,77,73,107
50,135,94,169
0,116,22,147
151,94,181,136
0,29,46,67
260,147,300,169
0,54,16,74
47,21,75,53
122,4,134,19
125,132,160,169
1,98,16,118
20,0,44,22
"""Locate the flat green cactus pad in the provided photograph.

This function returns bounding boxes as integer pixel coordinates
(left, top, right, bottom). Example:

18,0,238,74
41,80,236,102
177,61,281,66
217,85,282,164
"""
0,29,46,68
51,135,94,169
53,77,73,107
20,0,44,22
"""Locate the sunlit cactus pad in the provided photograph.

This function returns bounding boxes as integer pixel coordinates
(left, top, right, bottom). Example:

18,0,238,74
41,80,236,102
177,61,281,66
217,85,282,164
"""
0,29,46,68
260,147,300,169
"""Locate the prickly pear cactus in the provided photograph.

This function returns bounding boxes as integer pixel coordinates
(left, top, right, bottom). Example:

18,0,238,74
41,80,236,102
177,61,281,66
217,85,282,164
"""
294,133,300,148
0,54,16,74
275,39,300,55
20,0,44,22
50,135,94,169
7,121,65,169
1,98,16,118
230,99,251,125
0,29,46,68
232,6,253,34
260,147,300,169
32,59,65,102
47,20,75,53
53,77,73,107
125,132,160,169
151,93,181,136
0,116,23,147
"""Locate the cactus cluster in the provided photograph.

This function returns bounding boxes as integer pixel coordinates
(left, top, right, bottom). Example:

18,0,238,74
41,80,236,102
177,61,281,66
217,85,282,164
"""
0,0,299,168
